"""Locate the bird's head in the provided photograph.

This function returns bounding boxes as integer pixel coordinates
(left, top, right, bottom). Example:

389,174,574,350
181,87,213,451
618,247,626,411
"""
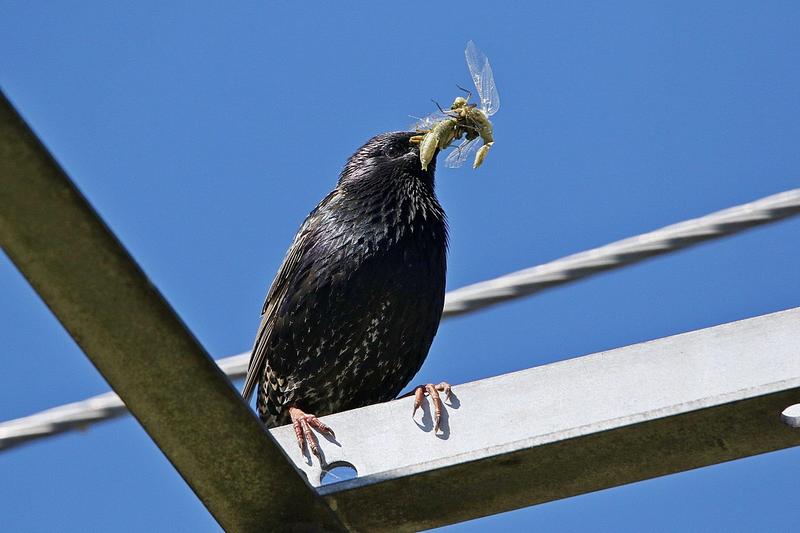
339,131,436,190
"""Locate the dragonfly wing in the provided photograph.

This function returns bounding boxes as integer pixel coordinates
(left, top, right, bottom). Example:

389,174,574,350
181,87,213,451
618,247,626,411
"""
465,40,500,116
410,110,451,131
444,136,481,168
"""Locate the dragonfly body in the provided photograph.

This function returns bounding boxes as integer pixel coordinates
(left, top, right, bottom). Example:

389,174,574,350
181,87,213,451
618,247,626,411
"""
458,104,494,169
416,115,460,171
410,41,500,170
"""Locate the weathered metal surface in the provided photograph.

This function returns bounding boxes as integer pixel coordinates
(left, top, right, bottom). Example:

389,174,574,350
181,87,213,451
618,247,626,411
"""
0,92,345,533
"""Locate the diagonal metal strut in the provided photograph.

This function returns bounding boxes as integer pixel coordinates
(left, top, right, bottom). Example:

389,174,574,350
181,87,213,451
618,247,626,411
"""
0,91,346,532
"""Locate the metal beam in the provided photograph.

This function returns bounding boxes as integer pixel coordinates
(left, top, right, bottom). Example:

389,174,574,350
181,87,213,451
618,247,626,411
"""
0,92,345,532
268,308,800,532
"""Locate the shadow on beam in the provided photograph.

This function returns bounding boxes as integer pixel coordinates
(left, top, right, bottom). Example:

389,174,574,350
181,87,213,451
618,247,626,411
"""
269,308,800,532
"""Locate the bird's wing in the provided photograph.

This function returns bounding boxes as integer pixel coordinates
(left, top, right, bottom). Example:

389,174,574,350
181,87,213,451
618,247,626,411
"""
241,196,330,402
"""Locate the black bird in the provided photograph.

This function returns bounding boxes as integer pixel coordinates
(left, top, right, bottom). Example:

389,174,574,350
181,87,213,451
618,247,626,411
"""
242,131,451,457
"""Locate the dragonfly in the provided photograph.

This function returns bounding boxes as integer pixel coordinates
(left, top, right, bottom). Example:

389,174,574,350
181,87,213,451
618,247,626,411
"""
409,40,501,170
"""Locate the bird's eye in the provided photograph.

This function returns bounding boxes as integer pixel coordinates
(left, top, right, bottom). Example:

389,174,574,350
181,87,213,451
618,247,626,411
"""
382,144,407,159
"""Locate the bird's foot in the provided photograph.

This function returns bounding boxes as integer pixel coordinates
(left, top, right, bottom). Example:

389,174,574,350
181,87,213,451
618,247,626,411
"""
288,405,335,460
412,382,452,433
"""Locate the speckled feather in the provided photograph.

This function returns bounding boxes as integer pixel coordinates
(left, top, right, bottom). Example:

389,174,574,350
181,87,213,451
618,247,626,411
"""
242,132,448,428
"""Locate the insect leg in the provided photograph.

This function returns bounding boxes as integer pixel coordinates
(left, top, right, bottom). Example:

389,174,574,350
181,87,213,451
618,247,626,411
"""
456,84,473,102
473,141,493,169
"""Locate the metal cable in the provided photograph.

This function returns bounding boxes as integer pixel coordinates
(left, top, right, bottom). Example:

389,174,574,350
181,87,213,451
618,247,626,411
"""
0,356,251,451
2,189,798,451
443,189,800,316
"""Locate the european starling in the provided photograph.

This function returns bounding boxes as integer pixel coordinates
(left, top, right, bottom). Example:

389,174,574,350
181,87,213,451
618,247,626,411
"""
242,131,450,457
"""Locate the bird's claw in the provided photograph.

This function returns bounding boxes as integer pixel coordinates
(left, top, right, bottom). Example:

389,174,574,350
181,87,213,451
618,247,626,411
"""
289,406,335,460
412,382,452,433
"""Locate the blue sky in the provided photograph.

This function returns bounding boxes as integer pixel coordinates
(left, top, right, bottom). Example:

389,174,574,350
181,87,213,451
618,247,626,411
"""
2,2,799,531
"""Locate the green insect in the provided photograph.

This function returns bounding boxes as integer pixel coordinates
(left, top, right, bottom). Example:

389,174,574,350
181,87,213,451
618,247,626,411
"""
410,41,500,170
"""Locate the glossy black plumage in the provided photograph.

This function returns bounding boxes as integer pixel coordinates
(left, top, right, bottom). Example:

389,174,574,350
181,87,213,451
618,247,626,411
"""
242,131,448,428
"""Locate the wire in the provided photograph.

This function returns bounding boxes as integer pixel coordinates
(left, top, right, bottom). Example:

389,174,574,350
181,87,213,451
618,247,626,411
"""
443,189,800,316
2,189,798,451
